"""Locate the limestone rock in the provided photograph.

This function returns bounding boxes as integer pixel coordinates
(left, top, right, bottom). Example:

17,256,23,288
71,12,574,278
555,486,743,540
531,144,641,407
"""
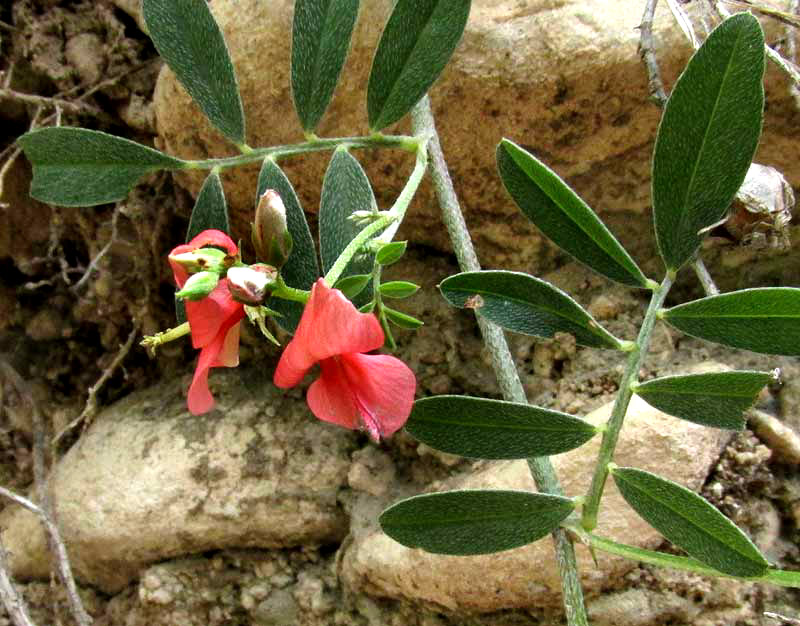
1,371,354,593
341,393,733,612
151,0,800,273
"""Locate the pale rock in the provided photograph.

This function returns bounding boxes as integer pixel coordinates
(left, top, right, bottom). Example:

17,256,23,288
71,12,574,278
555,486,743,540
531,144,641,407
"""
341,392,732,612
151,1,800,273
0,371,353,593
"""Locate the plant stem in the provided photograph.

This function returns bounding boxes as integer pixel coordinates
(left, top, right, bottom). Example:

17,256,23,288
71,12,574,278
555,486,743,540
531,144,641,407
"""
322,139,428,287
581,272,674,531
586,533,800,588
410,95,589,626
182,134,419,171
323,214,396,287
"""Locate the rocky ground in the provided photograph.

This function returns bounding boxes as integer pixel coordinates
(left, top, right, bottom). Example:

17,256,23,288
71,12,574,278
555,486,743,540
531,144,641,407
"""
0,1,799,624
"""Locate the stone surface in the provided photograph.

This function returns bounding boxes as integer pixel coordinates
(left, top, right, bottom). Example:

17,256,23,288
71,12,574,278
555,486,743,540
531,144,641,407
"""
151,0,800,273
341,392,733,612
1,372,354,593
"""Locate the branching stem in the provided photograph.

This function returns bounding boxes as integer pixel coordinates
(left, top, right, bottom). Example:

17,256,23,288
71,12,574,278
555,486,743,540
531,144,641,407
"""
581,273,674,531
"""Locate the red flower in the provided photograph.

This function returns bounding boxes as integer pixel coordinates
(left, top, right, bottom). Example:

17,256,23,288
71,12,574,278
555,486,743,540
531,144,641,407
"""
274,279,416,440
169,230,245,415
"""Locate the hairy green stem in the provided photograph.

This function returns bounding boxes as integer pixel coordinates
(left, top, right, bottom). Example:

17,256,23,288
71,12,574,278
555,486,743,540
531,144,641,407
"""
586,533,800,588
410,95,589,626
323,214,396,287
581,273,674,531
182,134,419,171
270,277,310,304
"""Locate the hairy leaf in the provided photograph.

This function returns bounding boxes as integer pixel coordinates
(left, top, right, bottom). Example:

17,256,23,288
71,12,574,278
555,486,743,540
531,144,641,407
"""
497,139,648,288
652,13,765,270
18,127,183,206
367,0,470,130
612,467,769,577
380,490,574,555
440,271,623,349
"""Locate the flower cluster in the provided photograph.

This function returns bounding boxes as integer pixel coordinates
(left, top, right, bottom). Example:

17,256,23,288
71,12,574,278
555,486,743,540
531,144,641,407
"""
168,231,415,439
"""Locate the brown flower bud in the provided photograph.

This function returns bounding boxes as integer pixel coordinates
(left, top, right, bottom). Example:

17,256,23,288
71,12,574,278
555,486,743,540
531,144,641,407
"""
252,190,293,268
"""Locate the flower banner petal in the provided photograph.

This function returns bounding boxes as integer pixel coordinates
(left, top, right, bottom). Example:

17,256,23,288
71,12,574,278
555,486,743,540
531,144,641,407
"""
307,358,360,430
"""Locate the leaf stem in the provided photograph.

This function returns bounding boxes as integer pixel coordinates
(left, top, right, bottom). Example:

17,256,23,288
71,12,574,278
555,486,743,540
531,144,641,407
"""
410,95,589,626
323,214,396,287
270,276,310,304
581,272,674,531
183,134,419,171
585,532,800,587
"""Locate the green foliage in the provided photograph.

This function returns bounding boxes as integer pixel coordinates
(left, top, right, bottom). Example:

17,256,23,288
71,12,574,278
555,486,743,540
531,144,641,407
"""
187,171,229,240
367,0,471,130
497,139,648,288
379,490,574,555
319,149,377,299
142,0,246,145
439,270,623,349
652,13,765,270
375,241,408,266
256,159,320,333
334,273,371,299
405,396,597,459
663,288,800,356
382,306,423,329
633,371,773,430
291,0,359,132
17,128,184,206
379,281,419,299
611,467,769,577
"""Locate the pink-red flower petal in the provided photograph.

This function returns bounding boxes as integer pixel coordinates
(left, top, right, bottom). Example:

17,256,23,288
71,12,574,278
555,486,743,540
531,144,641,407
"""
274,279,384,387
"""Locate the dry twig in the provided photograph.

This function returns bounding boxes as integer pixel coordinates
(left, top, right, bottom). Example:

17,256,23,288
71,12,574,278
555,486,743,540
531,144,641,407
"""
638,0,669,106
765,612,800,625
0,361,92,626
54,324,140,446
0,542,35,626
748,408,800,465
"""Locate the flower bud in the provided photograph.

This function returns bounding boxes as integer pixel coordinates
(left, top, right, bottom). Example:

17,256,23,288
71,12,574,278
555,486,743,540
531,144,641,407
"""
175,271,219,301
227,263,278,305
168,247,232,275
252,190,293,268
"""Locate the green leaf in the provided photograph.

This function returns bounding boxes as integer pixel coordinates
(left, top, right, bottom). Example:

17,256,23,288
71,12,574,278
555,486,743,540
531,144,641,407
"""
383,306,423,329
291,0,359,132
633,371,773,430
142,0,246,145
320,149,376,304
334,274,371,299
379,281,420,299
187,171,229,240
376,241,407,266
662,288,800,356
611,467,769,577
406,396,597,459
379,490,574,555
256,159,319,333
497,139,648,288
367,0,471,130
440,270,623,349
17,127,184,206
652,13,765,270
